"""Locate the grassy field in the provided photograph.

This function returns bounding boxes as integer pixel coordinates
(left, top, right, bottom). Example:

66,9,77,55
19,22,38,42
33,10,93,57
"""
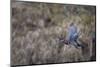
11,1,96,66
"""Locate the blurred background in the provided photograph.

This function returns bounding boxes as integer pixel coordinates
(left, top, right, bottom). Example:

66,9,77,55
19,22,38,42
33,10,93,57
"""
11,1,96,66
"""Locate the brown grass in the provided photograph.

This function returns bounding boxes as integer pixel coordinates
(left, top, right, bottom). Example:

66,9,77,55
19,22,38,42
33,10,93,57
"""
11,1,96,66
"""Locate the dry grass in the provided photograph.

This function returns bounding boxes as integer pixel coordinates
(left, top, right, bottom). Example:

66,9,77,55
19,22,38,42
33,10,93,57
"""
11,1,96,66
